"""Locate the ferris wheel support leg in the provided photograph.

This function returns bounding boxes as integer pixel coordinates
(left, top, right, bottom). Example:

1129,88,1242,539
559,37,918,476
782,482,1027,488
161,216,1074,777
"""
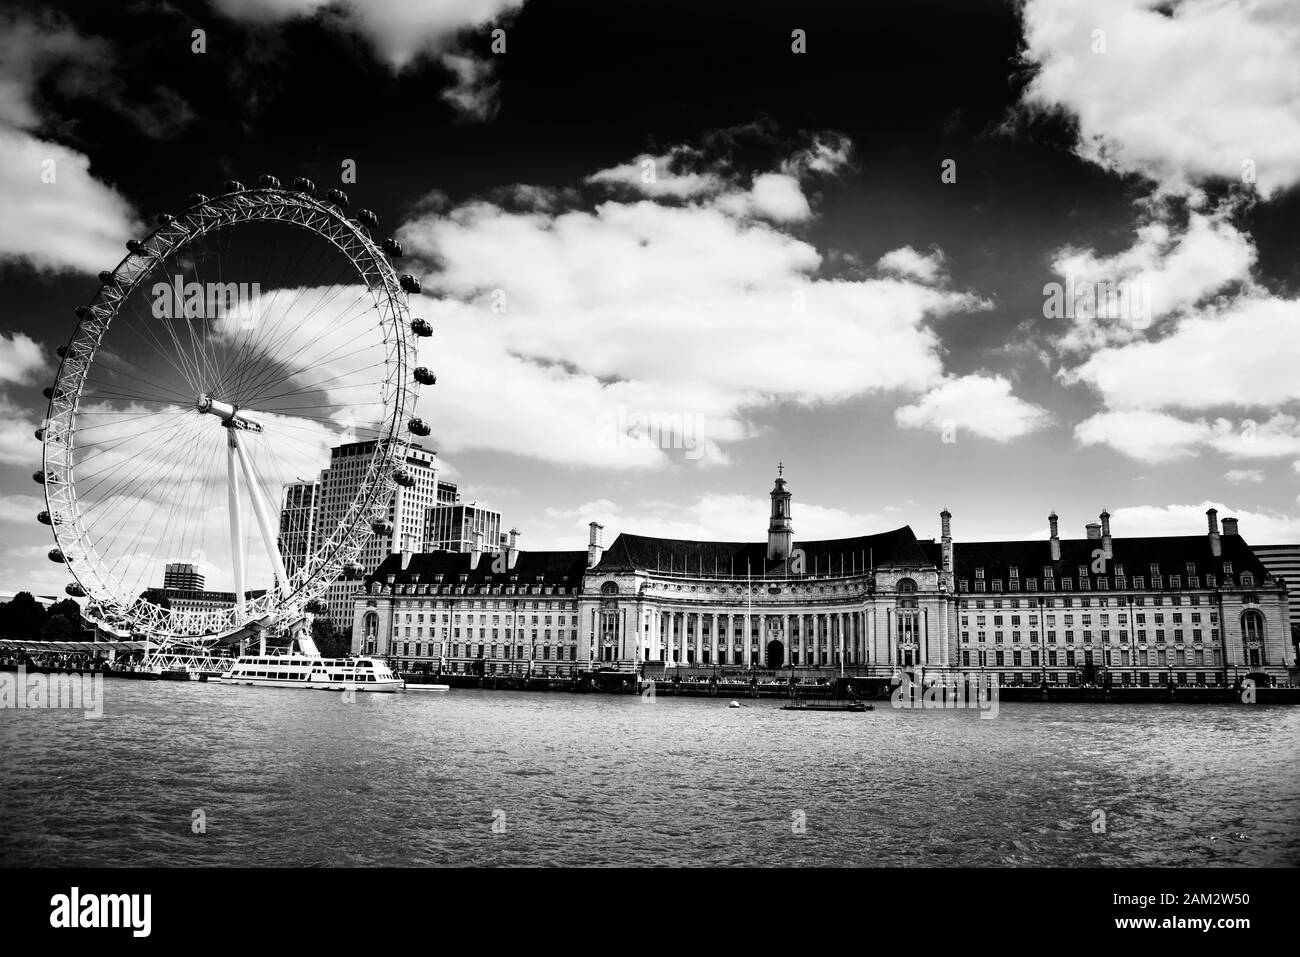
230,430,292,601
227,432,247,621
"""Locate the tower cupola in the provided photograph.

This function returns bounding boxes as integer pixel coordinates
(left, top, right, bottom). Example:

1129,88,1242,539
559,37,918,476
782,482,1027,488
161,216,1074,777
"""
767,462,794,561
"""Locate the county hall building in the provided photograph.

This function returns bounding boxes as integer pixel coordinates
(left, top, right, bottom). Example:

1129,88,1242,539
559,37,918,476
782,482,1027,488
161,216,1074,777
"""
353,469,1295,687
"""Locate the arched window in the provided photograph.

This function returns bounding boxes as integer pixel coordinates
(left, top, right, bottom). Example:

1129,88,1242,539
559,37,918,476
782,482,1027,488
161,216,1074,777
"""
1241,609,1266,667
601,581,619,596
897,577,917,593
1242,610,1264,641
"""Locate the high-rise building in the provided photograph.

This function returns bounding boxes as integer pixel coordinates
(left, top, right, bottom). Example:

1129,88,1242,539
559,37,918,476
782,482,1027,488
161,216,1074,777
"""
278,478,321,579
163,562,205,591
315,440,441,627
425,502,503,553
436,480,459,507
1252,543,1300,638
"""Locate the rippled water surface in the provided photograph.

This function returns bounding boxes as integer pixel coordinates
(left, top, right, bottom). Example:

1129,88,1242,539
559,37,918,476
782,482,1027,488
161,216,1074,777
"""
2,679,1297,866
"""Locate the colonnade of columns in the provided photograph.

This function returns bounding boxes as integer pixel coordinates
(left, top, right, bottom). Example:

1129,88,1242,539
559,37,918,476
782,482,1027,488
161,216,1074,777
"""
647,608,876,667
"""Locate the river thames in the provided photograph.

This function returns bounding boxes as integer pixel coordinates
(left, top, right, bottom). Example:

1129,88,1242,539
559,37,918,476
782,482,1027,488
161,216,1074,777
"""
1,680,1297,867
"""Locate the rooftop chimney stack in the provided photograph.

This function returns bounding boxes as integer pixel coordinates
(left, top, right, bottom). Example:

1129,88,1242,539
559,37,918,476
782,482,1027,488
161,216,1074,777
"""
1100,508,1112,559
470,529,484,569
1049,511,1061,561
507,528,521,569
1222,517,1239,537
1207,508,1221,557
587,522,605,569
1085,522,1101,541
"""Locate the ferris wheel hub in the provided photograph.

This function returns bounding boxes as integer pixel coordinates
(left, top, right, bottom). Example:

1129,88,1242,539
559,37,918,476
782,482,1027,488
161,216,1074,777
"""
196,393,264,433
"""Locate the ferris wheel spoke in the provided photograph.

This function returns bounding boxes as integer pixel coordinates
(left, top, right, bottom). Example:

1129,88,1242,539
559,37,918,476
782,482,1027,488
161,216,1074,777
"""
72,413,196,492
117,294,206,395
241,359,392,407
227,289,375,407
94,414,208,590
70,408,184,435
82,358,194,404
239,305,387,409
218,229,343,401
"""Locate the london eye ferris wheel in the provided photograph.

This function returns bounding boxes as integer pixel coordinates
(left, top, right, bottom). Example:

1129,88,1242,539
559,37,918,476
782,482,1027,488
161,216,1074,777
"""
34,176,436,646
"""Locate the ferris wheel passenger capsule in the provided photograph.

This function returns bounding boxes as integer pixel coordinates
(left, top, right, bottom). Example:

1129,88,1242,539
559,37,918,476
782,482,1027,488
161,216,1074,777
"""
411,318,432,337
382,238,403,258
125,239,144,253
370,518,393,535
259,174,281,189
394,469,415,487
65,583,85,598
188,192,209,205
56,346,67,358
48,548,66,564
223,180,245,193
32,470,46,485
343,561,364,579
98,271,117,285
326,188,349,208
293,177,316,195
74,306,88,318
413,367,436,385
356,209,378,229
34,426,45,440
399,274,421,295
156,213,175,225
37,510,53,525
408,417,431,436
43,386,65,400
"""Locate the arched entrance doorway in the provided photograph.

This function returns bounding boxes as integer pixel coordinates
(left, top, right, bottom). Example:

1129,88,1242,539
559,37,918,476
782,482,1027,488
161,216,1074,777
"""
766,639,785,669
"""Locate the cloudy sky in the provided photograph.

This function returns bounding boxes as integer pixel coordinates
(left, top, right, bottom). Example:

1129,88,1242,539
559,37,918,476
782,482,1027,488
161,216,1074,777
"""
2,0,1299,597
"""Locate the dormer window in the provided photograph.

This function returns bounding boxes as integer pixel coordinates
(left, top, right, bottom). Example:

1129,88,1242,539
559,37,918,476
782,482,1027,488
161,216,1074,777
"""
1043,567,1054,579
1009,567,1019,579
1114,563,1125,577
1222,562,1233,575
975,567,985,580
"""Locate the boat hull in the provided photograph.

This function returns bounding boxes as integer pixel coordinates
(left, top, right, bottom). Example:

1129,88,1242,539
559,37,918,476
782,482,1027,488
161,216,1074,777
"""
221,677,402,693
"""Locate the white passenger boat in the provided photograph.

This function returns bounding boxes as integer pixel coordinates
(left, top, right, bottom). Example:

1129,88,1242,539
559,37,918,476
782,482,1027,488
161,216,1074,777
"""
221,650,402,692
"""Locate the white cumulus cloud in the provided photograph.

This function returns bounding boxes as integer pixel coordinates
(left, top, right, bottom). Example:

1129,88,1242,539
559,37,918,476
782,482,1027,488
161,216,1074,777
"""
1021,0,1300,197
894,374,1051,442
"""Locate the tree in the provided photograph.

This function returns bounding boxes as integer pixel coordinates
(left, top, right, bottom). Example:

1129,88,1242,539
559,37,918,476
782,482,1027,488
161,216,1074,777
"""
311,617,350,658
47,599,84,628
0,592,48,640
41,612,80,641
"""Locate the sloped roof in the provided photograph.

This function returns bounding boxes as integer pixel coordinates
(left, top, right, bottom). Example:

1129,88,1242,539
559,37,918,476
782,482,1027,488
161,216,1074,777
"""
952,533,1272,582
367,549,588,587
593,526,937,575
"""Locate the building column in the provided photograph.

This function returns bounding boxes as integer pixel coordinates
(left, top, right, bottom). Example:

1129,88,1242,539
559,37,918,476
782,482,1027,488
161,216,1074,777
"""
666,610,675,667
812,613,821,667
782,613,790,668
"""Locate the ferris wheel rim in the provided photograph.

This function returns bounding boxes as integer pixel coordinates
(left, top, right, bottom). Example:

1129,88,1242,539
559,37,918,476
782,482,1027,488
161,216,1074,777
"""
40,186,421,641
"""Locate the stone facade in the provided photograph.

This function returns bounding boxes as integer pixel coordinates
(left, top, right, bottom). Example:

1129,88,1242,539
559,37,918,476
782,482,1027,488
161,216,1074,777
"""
354,472,1295,685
